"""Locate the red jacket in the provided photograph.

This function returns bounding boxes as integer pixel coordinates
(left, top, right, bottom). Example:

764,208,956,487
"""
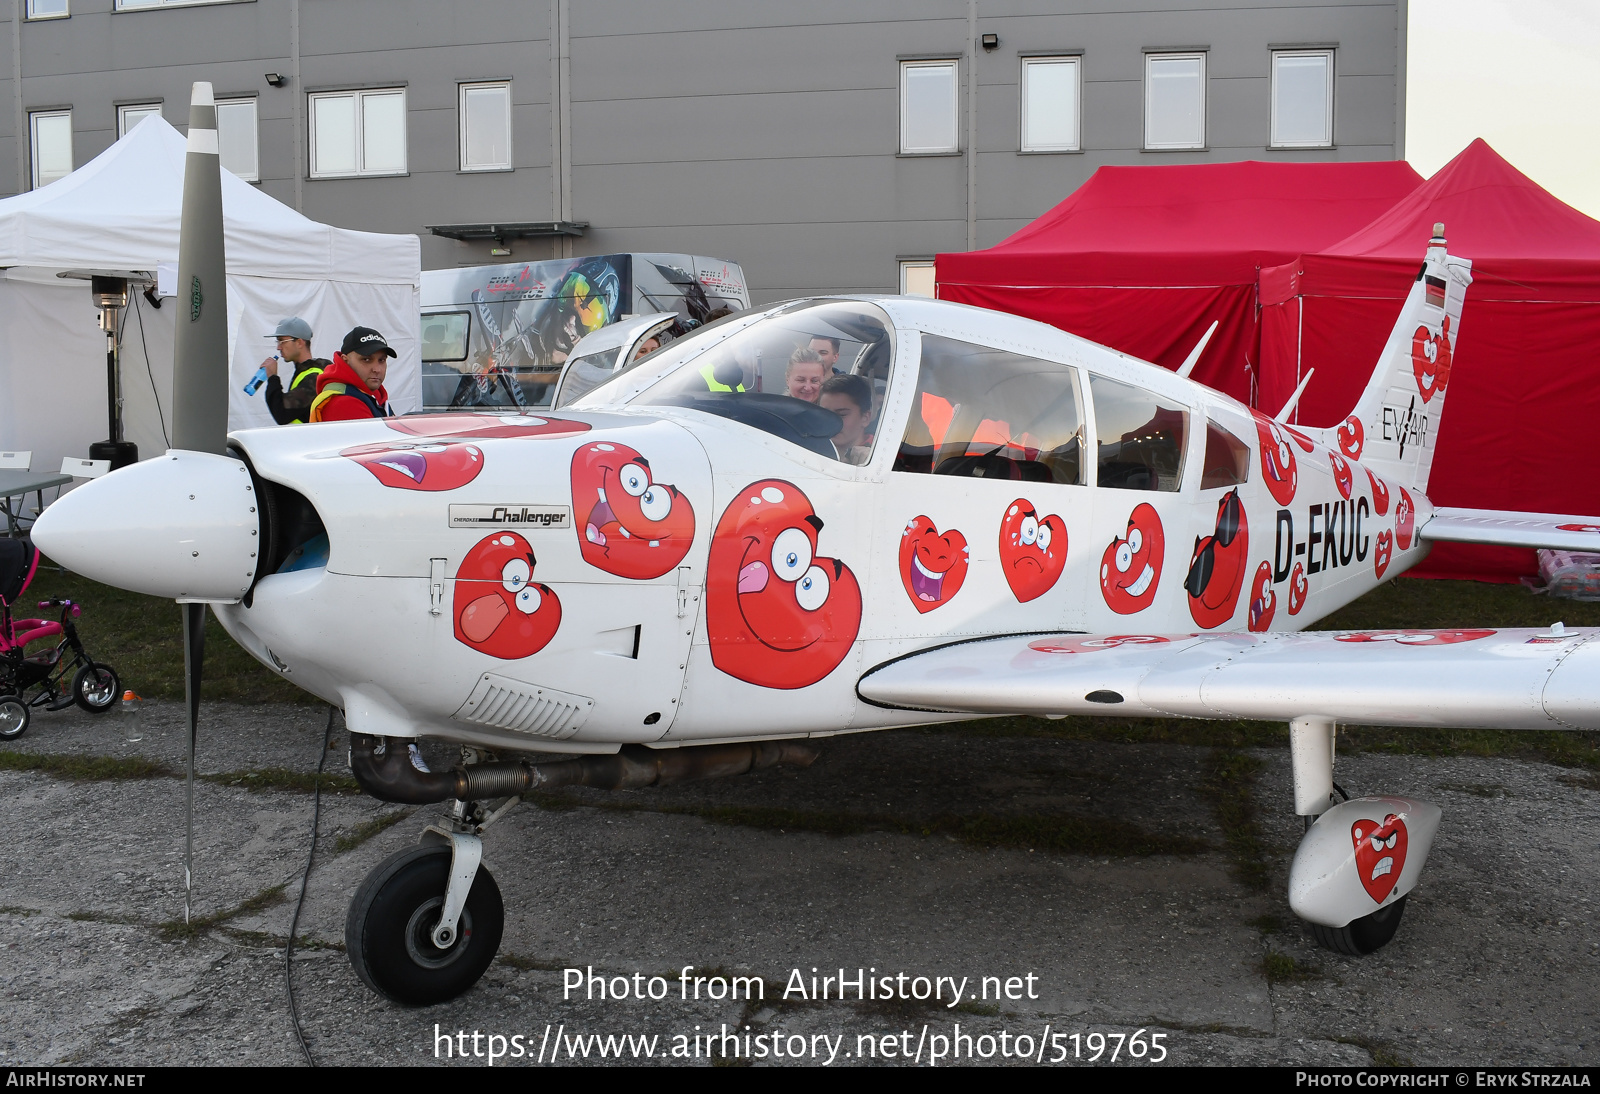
310,353,391,422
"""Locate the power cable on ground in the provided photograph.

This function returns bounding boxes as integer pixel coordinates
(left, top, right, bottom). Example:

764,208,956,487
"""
286,706,335,1067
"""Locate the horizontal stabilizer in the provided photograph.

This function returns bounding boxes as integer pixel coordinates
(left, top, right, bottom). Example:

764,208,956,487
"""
858,628,1600,730
1420,507,1600,552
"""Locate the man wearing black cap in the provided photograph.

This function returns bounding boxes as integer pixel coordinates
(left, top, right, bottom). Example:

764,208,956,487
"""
310,326,397,422
259,316,329,425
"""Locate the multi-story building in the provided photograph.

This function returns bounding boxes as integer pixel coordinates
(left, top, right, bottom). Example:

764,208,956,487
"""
1,0,1405,301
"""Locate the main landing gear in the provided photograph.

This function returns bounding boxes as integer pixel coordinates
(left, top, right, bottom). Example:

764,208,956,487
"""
1285,716,1440,956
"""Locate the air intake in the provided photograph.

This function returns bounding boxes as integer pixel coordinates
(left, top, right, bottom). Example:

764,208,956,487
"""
452,674,594,740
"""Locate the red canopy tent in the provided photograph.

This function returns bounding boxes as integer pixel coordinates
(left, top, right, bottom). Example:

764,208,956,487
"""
935,160,1422,404
1257,140,1600,582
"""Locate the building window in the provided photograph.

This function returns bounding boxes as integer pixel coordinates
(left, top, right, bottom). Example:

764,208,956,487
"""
1144,52,1205,150
26,0,68,19
900,60,958,154
1271,50,1334,148
117,103,162,137
459,82,511,171
217,97,259,181
1020,57,1080,152
899,260,935,298
115,0,237,8
30,110,72,188
310,89,406,178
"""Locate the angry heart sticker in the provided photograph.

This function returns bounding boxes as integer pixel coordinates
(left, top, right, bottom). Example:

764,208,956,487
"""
1352,813,1408,904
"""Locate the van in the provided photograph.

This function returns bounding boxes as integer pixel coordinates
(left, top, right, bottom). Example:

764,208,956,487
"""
419,253,749,411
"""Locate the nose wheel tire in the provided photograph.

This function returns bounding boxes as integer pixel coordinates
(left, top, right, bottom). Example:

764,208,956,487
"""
73,663,120,714
346,844,504,1005
0,694,28,740
1309,895,1407,956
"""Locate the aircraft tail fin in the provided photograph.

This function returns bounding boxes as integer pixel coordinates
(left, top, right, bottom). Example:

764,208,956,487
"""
1317,226,1472,493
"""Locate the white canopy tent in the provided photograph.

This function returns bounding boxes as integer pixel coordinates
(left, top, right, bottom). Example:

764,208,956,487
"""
0,116,420,476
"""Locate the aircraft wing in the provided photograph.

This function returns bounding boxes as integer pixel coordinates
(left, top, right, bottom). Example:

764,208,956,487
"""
857,628,1600,731
1421,507,1600,552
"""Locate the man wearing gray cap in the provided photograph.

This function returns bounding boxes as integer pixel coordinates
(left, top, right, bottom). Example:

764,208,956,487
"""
259,317,329,425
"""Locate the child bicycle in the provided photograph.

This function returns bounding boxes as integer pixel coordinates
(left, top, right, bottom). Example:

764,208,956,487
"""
0,537,120,740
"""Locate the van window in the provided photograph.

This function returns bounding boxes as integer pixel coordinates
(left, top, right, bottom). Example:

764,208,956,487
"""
895,334,1084,485
421,312,469,361
1090,374,1188,491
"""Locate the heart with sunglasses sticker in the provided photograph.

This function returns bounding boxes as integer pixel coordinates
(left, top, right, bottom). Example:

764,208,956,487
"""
1185,489,1249,629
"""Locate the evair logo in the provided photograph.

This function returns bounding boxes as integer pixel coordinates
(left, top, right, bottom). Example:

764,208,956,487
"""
189,276,202,322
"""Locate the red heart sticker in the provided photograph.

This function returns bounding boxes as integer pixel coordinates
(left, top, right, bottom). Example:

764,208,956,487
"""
1351,813,1408,904
1329,452,1354,500
1366,469,1391,516
1336,415,1364,460
999,499,1067,603
1246,561,1275,632
1373,529,1393,578
1396,488,1416,551
900,516,969,612
1287,561,1309,615
1410,317,1453,403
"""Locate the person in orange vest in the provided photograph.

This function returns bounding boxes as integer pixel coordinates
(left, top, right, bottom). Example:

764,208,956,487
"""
310,327,397,422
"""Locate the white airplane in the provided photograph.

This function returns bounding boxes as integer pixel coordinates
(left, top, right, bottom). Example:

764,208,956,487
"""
32,87,1600,1007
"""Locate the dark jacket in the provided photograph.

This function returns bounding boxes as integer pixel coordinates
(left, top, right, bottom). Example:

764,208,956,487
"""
264,358,329,425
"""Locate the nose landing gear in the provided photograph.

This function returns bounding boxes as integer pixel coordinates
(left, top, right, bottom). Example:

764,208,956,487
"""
345,840,504,1006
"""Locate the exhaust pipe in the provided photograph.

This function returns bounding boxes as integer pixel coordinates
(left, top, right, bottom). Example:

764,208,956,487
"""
348,733,819,805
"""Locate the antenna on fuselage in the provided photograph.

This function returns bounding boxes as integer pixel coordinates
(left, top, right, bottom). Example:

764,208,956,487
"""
1274,368,1315,424
1175,320,1219,379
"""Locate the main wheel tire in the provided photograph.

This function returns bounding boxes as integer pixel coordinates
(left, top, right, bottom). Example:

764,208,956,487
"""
345,844,504,1006
73,663,120,714
1310,895,1407,956
0,694,28,740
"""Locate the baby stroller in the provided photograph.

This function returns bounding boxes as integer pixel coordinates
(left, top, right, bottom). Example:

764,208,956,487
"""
0,538,120,740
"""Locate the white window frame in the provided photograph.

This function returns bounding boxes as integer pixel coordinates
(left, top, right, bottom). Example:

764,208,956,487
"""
1270,49,1335,149
459,81,512,172
899,59,959,155
26,0,68,20
1020,56,1081,153
216,96,259,182
1144,51,1207,151
899,260,936,298
309,88,408,179
117,103,162,137
29,109,72,189
114,0,236,9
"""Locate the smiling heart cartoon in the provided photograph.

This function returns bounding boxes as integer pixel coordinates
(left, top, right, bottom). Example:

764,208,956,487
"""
1287,562,1309,615
998,499,1067,603
570,441,696,580
453,532,562,660
1411,316,1453,403
1253,412,1299,507
900,516,969,612
1395,488,1416,550
1101,503,1165,615
1329,452,1354,500
1336,415,1364,460
1352,813,1408,904
1246,561,1276,632
1366,469,1391,516
1373,529,1394,578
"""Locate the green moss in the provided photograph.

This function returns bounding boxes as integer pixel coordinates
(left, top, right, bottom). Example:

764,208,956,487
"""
198,768,361,795
333,808,412,852
159,881,287,940
1202,750,1270,891
1262,951,1321,984
0,750,169,781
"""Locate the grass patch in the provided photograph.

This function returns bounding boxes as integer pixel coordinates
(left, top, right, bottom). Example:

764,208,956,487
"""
334,808,413,852
160,882,288,940
952,1000,1001,1017
0,750,169,781
198,768,361,795
1438,782,1509,798
1335,1035,1411,1067
1561,773,1600,792
528,793,1207,857
22,563,304,704
1262,951,1322,984
1250,914,1288,935
1202,750,1270,891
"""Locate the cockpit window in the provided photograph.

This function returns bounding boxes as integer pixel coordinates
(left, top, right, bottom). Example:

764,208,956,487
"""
1199,416,1251,489
895,334,1085,485
622,300,894,462
1090,374,1189,491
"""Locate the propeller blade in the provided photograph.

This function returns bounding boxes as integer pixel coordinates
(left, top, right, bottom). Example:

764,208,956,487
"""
182,601,205,924
170,82,230,457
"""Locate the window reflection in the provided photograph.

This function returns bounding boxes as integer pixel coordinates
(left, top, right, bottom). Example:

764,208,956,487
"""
1199,417,1251,489
1090,374,1188,491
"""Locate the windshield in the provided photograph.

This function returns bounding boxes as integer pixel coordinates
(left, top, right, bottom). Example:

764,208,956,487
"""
593,300,895,463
